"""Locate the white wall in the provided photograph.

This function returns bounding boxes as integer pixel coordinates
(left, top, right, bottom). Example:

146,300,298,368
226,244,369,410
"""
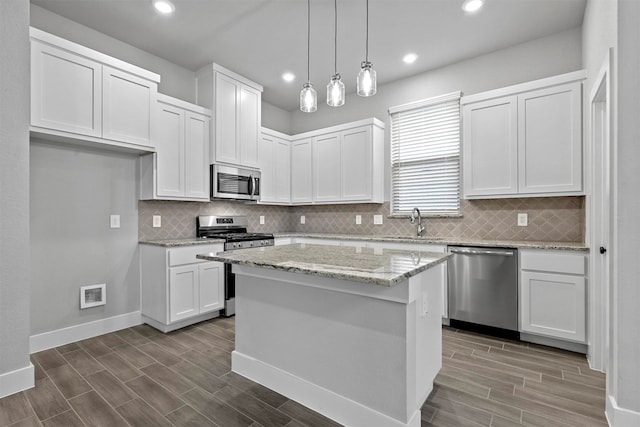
610,0,640,422
0,0,32,396
290,27,582,134
30,141,141,336
30,4,197,103
262,102,291,134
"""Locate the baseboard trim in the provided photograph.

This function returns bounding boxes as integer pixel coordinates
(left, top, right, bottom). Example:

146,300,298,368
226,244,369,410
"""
519,332,588,354
30,311,142,353
142,311,220,333
0,363,34,399
607,394,640,426
232,351,421,427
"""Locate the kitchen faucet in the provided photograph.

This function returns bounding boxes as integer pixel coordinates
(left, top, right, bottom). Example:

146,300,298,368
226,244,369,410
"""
410,207,425,237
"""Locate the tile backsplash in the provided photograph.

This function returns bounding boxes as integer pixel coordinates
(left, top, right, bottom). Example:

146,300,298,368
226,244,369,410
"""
139,197,584,243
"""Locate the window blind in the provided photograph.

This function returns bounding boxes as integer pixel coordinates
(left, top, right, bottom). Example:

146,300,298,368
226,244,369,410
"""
389,91,461,215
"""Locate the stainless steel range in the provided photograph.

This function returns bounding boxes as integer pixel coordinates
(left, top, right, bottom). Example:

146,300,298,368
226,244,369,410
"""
196,215,274,317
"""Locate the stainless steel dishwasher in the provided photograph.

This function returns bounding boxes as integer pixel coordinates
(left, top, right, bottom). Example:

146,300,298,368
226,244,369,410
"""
447,246,519,339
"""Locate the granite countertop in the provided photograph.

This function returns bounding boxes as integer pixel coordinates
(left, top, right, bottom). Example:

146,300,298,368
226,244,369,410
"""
197,243,451,287
139,238,224,247
273,233,589,252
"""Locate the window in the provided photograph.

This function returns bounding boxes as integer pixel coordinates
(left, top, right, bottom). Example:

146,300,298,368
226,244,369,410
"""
389,91,461,215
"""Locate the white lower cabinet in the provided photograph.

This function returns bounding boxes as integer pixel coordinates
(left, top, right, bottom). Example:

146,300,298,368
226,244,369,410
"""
141,243,224,332
519,249,587,343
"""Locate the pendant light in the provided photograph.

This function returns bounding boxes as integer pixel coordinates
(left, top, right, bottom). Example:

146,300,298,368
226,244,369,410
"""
327,0,345,107
357,0,376,97
300,0,317,113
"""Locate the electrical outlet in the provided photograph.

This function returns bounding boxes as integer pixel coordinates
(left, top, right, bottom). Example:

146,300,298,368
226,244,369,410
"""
373,214,383,225
355,215,362,225
300,215,306,225
422,292,429,316
110,215,120,228
517,213,528,227
259,215,265,225
152,215,161,228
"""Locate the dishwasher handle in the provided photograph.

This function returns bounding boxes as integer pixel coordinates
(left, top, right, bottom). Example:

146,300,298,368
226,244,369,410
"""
449,248,515,257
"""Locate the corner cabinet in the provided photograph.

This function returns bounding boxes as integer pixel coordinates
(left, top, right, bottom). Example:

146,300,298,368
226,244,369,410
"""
258,128,291,204
462,71,585,199
261,118,384,206
140,95,211,201
196,63,263,169
519,249,587,344
30,27,160,153
140,244,225,332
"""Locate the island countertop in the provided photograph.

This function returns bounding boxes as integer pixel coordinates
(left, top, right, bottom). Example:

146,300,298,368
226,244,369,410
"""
197,243,451,287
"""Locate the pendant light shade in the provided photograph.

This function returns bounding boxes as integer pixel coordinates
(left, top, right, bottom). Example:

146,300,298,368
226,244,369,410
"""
300,0,317,113
300,82,317,113
327,74,345,107
357,0,376,97
357,62,376,97
327,0,345,107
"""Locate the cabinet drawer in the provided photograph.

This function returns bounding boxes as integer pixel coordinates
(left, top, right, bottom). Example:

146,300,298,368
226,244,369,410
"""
169,244,223,267
520,250,586,275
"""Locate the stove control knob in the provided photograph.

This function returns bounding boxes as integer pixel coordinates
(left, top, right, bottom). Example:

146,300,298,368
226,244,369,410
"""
249,241,254,247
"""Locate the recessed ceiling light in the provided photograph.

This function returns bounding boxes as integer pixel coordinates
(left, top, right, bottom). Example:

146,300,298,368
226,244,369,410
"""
282,72,296,82
403,53,418,64
153,0,175,14
462,0,484,13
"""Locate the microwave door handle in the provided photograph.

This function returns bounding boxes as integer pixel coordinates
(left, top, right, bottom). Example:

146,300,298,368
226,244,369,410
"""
248,174,254,196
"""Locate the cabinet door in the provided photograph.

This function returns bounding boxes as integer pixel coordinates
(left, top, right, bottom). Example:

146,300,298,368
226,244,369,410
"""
341,127,372,201
462,97,518,197
291,139,313,203
31,41,102,137
239,85,261,168
102,66,156,147
154,103,185,198
274,138,291,203
257,133,276,203
518,82,582,194
312,132,341,202
169,265,199,322
214,72,240,165
185,112,210,200
520,271,586,342
199,262,224,314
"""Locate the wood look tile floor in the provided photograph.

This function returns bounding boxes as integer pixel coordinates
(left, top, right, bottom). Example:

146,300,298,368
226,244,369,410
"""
0,319,606,427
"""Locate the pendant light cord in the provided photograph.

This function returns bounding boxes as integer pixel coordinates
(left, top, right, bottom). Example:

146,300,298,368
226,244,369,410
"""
334,0,338,75
307,0,311,83
365,0,369,62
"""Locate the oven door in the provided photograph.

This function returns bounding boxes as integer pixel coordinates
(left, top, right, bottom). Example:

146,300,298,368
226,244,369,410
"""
211,164,261,201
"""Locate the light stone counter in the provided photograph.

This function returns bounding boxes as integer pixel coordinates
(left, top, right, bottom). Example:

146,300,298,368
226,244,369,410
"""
197,243,451,287
273,232,589,251
139,238,224,247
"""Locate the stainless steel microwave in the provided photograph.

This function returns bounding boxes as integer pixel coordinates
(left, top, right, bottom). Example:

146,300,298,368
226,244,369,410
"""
210,164,261,201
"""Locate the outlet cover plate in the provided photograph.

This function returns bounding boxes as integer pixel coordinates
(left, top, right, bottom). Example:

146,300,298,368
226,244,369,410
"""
152,215,161,228
355,215,362,225
373,214,383,225
517,213,528,227
110,215,120,228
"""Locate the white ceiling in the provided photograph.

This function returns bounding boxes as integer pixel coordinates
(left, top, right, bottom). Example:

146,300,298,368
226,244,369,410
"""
30,0,586,111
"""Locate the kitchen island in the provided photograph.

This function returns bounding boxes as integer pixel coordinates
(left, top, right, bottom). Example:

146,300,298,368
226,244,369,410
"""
197,243,451,427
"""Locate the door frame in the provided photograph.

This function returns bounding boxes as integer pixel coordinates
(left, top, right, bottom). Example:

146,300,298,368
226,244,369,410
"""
587,48,613,373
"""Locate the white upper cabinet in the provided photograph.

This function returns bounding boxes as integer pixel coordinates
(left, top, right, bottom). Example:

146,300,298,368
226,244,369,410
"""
312,132,342,202
517,83,582,194
462,97,518,197
461,71,585,199
140,94,211,201
30,28,160,152
291,138,313,204
196,63,263,169
259,128,291,205
262,118,384,206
